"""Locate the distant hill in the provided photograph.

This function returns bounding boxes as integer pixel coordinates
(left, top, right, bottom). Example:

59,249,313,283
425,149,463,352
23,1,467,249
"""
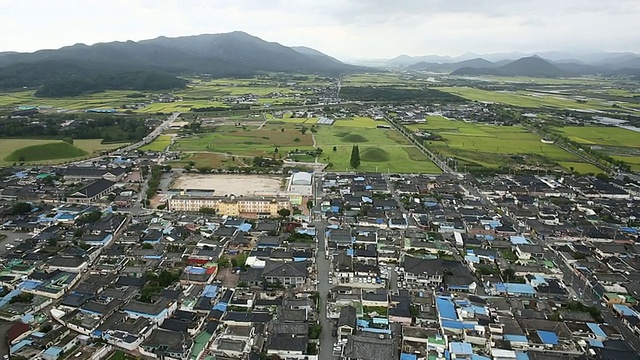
408,58,496,72
451,56,577,77
384,51,640,70
291,46,344,65
386,54,456,67
0,31,360,96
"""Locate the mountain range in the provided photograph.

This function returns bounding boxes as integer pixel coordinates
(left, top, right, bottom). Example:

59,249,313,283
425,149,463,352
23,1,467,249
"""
387,51,640,68
403,54,640,77
0,31,359,95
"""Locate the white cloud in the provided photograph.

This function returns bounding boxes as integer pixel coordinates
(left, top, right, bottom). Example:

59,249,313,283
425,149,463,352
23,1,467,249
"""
0,0,638,59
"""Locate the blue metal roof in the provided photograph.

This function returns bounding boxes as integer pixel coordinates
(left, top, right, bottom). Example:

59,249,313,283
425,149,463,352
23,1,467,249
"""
504,334,528,343
449,342,473,355
505,283,536,295
536,330,558,345
400,354,417,360
509,236,529,244
612,304,636,316
436,296,457,320
587,323,607,338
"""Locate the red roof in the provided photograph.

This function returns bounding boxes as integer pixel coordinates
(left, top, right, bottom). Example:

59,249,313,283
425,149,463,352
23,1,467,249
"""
6,322,30,343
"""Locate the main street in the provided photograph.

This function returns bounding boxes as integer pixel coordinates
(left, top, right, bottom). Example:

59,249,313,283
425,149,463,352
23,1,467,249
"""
312,173,337,360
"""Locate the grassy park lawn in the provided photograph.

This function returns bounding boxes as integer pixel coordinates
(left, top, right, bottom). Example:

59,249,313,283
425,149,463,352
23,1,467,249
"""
172,126,314,156
314,125,441,173
140,135,173,151
0,139,125,165
168,152,249,169
408,116,594,172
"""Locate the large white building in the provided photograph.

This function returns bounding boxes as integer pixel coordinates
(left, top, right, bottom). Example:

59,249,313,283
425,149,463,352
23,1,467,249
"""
288,172,313,196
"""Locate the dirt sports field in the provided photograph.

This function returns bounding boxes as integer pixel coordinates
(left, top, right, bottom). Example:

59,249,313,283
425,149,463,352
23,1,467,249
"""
171,174,283,196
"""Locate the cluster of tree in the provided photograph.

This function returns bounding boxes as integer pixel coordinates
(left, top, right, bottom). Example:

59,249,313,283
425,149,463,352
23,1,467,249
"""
76,210,103,224
190,105,250,112
139,270,181,303
252,156,283,168
146,165,163,199
0,115,151,143
33,71,187,97
10,202,33,215
339,86,467,103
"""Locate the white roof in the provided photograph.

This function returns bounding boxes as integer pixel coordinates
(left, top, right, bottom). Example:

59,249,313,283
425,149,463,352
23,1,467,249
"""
291,172,312,185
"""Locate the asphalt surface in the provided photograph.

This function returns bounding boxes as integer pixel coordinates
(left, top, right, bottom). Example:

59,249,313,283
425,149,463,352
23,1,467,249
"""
312,173,337,360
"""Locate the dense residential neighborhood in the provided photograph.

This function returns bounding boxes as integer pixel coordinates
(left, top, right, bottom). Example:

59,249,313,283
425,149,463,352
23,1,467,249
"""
1,142,640,360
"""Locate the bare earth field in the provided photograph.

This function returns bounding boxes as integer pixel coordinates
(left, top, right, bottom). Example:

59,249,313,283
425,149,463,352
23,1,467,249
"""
171,174,283,196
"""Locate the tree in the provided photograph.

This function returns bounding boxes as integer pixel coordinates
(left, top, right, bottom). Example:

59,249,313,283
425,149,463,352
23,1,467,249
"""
62,137,74,145
10,202,33,215
218,256,230,268
306,200,314,211
332,146,337,152
350,145,361,168
274,147,279,154
18,155,25,163
278,208,291,218
502,268,517,282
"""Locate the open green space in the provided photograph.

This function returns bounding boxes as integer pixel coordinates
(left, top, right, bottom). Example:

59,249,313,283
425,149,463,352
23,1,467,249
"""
0,139,126,165
314,126,441,173
333,116,385,128
408,115,594,172
168,152,250,169
0,76,315,113
553,126,640,148
172,124,314,156
4,142,87,162
141,135,173,151
613,156,640,172
342,73,420,86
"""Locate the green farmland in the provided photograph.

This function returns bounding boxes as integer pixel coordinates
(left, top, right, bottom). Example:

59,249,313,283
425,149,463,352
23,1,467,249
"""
408,116,597,173
140,135,173,151
553,126,640,148
436,87,627,112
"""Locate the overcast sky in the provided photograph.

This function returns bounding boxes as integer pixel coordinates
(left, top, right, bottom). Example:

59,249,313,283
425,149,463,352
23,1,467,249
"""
1,0,638,60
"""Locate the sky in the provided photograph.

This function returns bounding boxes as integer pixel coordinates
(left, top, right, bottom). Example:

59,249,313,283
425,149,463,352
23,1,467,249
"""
0,0,638,60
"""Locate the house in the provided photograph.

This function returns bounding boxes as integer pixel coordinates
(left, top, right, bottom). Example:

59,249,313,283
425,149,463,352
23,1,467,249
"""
337,305,357,341
66,179,116,204
262,260,309,287
342,333,398,360
515,244,545,260
139,328,193,360
62,166,126,182
403,256,445,287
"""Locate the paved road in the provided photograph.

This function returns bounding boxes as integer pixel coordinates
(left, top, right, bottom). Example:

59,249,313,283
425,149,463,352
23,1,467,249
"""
316,223,335,360
122,112,181,152
312,173,337,360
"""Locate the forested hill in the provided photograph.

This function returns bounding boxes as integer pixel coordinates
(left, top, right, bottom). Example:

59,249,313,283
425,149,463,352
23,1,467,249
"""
0,31,360,97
